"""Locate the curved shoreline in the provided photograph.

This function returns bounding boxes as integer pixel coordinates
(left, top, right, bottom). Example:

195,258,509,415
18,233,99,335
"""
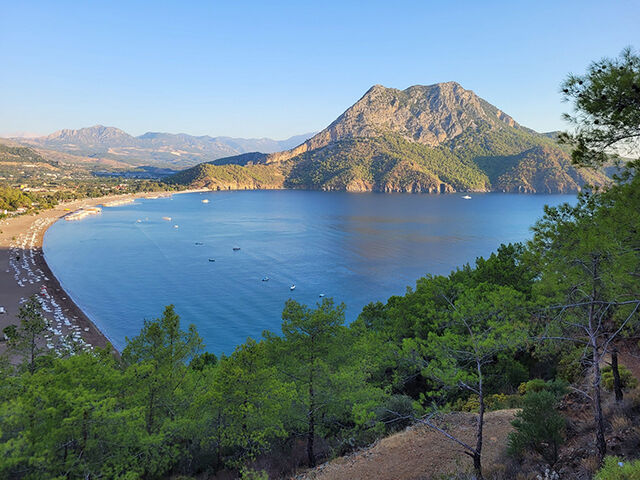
0,190,204,358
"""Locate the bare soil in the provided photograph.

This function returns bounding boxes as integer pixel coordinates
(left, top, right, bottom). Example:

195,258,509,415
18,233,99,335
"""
296,410,517,480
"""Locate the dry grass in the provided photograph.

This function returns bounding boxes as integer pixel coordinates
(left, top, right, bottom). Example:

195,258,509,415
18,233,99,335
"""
626,387,640,409
297,410,517,480
611,412,632,432
579,455,600,477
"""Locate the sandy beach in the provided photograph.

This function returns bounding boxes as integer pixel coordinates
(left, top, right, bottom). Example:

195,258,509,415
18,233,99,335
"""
0,190,203,359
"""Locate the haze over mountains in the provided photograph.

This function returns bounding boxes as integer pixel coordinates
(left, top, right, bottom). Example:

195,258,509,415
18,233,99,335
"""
170,82,609,193
13,127,316,169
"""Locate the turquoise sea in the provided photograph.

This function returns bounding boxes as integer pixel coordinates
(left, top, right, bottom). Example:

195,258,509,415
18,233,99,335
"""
43,190,574,353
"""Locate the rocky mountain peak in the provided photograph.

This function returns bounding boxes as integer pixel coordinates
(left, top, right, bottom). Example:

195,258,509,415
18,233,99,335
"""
266,82,521,164
44,125,134,144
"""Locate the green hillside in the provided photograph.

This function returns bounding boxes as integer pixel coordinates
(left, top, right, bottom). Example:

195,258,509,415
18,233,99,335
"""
0,142,54,165
167,162,285,190
284,134,489,192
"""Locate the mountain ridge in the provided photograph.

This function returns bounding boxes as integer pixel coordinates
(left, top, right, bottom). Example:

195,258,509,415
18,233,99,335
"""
172,82,608,193
10,126,316,168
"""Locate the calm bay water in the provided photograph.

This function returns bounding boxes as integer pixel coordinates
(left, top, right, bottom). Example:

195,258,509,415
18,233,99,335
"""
43,190,574,353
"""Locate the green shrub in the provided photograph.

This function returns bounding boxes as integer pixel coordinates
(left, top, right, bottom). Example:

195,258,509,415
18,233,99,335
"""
524,378,547,393
595,456,640,479
240,468,269,480
462,395,480,412
451,393,521,412
517,378,567,398
375,394,416,433
485,393,520,410
508,390,565,466
557,347,585,383
485,354,529,392
602,365,639,392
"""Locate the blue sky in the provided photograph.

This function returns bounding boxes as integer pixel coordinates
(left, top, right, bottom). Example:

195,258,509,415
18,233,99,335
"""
1,1,638,138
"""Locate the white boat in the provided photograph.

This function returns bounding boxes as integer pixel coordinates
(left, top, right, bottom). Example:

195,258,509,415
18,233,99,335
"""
290,285,296,291
202,199,209,203
262,277,270,282
162,216,172,221
174,225,179,229
319,293,325,298
462,195,472,200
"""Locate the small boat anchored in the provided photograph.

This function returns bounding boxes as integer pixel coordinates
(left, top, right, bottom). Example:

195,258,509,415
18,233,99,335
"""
232,247,241,251
195,242,204,245
202,199,209,203
290,285,296,291
208,258,216,262
262,277,270,282
462,195,472,200
318,293,325,298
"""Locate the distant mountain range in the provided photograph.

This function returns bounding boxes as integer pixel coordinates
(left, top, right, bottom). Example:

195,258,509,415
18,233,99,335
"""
169,82,609,193
12,127,316,169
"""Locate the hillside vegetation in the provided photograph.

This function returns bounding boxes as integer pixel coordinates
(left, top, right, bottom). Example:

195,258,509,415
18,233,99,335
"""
0,141,54,166
283,134,487,192
167,163,285,190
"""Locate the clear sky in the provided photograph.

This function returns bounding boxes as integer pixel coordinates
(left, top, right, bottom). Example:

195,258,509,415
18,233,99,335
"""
1,1,639,139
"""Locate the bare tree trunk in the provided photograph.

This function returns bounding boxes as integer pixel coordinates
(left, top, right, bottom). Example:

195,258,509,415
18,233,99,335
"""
473,361,485,480
589,257,606,462
611,346,624,402
592,348,607,461
473,452,483,480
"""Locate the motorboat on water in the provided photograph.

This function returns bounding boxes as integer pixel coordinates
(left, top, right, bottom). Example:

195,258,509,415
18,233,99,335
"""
202,199,210,203
209,258,215,262
462,195,472,200
319,293,325,298
262,277,270,282
290,285,296,291
195,242,204,245
233,247,241,251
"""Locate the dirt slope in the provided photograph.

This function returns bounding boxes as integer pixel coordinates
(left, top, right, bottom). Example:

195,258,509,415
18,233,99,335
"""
296,410,516,480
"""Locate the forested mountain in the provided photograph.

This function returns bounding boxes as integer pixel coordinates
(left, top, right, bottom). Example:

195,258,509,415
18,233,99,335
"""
170,82,609,193
12,126,315,168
